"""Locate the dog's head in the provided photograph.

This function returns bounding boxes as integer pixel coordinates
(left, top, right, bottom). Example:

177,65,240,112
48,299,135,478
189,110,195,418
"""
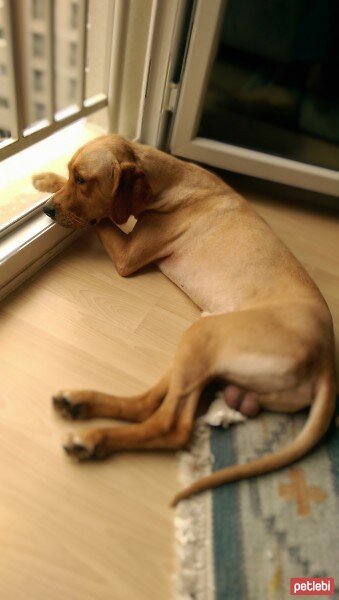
43,135,154,228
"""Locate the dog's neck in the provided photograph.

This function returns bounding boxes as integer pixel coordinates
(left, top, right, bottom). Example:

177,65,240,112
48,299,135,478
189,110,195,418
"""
133,143,186,197
133,142,228,215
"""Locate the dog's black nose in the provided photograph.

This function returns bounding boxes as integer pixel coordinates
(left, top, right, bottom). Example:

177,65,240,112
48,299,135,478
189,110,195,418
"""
43,204,56,220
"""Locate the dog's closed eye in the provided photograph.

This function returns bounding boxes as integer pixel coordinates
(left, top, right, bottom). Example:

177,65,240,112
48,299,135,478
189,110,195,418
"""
75,174,86,185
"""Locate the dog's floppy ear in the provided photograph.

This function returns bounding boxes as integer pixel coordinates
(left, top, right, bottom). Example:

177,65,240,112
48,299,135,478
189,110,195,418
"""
111,161,153,224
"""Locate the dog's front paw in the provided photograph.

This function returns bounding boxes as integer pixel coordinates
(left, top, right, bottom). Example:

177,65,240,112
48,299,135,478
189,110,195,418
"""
32,172,64,193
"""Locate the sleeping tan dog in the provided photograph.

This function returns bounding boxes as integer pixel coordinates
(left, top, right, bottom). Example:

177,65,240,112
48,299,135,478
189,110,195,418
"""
32,134,336,506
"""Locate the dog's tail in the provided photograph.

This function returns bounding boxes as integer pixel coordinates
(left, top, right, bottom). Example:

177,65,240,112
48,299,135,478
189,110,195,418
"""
171,371,335,507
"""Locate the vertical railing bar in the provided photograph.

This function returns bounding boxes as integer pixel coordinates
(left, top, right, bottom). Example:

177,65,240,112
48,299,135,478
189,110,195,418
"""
5,0,24,140
80,0,90,107
0,0,112,160
135,0,159,141
108,0,130,133
103,0,115,97
49,0,56,122
0,95,108,161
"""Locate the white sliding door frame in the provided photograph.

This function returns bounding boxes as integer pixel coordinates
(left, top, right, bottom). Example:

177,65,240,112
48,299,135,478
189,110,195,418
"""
169,0,339,197
138,0,192,148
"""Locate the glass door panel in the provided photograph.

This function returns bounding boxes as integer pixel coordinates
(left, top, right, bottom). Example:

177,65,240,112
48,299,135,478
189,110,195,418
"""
198,0,339,171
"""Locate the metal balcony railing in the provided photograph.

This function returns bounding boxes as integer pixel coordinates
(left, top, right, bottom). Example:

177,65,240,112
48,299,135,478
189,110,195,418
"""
0,0,113,161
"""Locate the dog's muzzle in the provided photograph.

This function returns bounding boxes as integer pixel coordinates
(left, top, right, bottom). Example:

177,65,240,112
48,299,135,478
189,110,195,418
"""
43,201,56,220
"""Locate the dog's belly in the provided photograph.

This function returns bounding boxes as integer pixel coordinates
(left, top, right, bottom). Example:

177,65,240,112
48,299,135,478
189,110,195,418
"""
157,222,316,315
157,254,239,314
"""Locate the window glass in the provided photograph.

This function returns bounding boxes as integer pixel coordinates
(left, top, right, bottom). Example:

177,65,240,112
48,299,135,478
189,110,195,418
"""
12,0,85,128
198,0,339,171
31,0,45,20
70,2,79,29
0,1,16,144
20,5,51,128
54,1,85,115
0,0,112,135
68,77,77,101
34,102,45,119
33,69,44,91
32,33,45,57
0,0,113,231
85,0,111,100
69,41,78,67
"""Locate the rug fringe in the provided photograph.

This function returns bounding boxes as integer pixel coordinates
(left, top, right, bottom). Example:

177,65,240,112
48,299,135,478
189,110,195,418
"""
174,419,215,600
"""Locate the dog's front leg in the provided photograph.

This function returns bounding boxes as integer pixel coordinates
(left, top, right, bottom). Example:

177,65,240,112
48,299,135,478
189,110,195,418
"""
96,214,167,276
96,220,133,276
32,172,67,193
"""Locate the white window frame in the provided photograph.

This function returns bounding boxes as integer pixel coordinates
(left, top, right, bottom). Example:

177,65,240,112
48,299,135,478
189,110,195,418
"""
0,119,103,300
0,0,118,299
137,0,190,148
167,0,339,197
0,211,81,301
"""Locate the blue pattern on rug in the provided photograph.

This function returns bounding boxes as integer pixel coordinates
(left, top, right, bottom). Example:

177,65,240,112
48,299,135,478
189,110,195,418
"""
210,398,339,600
211,427,245,600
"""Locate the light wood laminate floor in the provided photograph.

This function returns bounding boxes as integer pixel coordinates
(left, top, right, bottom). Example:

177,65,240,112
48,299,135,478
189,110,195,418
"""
1,179,338,600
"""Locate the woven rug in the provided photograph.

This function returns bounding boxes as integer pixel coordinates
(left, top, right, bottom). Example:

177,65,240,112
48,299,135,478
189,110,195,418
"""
175,398,339,600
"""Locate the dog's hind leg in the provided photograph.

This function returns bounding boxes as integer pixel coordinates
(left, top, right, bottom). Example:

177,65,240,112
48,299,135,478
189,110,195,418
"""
127,386,201,450
53,373,170,422
61,324,211,459
62,382,202,460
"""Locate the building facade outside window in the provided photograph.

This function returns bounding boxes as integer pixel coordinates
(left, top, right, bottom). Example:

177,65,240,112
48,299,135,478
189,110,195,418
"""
68,78,77,101
0,128,10,138
34,102,45,120
32,33,45,57
31,0,45,20
33,69,44,92
70,2,79,29
69,41,77,67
